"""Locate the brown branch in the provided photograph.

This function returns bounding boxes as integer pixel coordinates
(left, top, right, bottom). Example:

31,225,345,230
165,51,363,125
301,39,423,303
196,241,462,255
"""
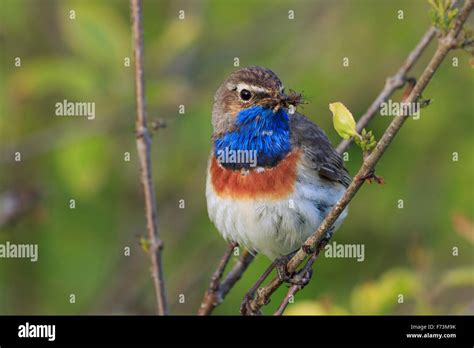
210,242,238,292
240,261,276,315
198,242,236,315
219,250,255,294
130,0,168,315
336,27,436,154
246,0,473,315
273,239,329,316
273,253,317,316
198,246,255,315
336,0,460,155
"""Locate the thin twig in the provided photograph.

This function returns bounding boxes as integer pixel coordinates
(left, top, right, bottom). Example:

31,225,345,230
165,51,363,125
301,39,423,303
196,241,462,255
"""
130,0,168,315
336,0,459,155
273,240,328,316
240,261,276,315
219,250,255,294
273,253,317,316
210,242,238,291
198,242,236,315
336,27,436,154
245,0,473,315
198,247,255,315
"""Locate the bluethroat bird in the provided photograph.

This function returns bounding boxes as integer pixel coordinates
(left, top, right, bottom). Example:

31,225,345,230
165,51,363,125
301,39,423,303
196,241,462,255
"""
206,66,351,263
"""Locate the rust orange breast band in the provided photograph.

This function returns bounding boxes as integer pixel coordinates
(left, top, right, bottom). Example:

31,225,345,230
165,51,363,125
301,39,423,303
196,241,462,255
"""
210,150,300,200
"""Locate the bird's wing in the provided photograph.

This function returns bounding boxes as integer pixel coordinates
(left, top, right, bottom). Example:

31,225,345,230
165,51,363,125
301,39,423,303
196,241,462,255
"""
289,112,352,188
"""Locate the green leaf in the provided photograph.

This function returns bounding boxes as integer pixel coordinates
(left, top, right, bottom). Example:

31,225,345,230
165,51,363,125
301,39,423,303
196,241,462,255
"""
140,238,151,253
329,102,359,140
427,0,457,33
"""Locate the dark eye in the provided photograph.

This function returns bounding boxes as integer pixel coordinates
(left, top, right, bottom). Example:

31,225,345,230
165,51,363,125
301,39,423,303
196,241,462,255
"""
239,89,252,101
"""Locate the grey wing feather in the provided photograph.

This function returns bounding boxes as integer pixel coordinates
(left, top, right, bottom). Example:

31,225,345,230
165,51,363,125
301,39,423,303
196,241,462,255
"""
290,112,352,187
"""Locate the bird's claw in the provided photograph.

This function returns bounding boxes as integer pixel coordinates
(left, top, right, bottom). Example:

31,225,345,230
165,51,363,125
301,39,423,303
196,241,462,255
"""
240,293,263,315
275,255,313,288
275,255,294,282
240,294,253,315
287,268,313,288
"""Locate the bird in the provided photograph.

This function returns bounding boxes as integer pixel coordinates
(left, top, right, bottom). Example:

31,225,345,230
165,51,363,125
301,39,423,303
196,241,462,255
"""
206,66,351,268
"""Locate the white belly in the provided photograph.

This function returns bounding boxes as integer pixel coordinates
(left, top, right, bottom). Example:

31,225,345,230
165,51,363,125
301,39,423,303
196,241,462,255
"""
206,165,348,260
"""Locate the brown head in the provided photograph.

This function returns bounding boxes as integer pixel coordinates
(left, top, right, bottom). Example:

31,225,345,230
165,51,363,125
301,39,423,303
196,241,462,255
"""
211,66,302,136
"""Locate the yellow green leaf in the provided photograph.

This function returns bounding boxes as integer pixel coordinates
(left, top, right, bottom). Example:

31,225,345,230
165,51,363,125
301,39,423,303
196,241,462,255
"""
140,238,151,253
329,102,359,140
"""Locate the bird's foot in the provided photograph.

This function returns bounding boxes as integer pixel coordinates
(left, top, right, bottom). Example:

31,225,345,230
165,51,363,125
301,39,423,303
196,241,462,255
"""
274,253,313,287
240,293,253,315
288,267,313,288
274,254,294,283
240,292,263,315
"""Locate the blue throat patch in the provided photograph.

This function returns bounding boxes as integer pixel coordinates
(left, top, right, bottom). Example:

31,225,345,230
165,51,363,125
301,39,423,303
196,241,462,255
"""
214,105,291,169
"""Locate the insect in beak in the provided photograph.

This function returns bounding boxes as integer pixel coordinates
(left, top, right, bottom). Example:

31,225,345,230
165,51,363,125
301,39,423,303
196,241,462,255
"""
262,89,303,113
273,90,304,113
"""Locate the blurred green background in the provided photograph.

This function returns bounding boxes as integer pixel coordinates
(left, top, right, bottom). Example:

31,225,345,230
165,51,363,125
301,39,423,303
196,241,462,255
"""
0,0,473,315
